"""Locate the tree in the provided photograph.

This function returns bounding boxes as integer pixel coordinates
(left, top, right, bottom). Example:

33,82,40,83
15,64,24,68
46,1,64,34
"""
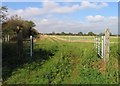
2,15,39,40
88,32,95,36
52,32,55,35
68,32,73,35
61,32,65,35
0,6,8,23
83,33,87,36
110,32,112,36
99,32,104,36
78,32,83,36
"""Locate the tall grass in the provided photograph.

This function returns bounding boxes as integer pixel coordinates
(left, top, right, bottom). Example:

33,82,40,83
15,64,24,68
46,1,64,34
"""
3,36,119,84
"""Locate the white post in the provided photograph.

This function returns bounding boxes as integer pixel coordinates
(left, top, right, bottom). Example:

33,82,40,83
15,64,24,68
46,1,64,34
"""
101,36,104,58
5,36,7,42
30,35,33,57
8,35,9,41
94,37,96,48
96,37,98,52
98,37,100,56
103,36,106,60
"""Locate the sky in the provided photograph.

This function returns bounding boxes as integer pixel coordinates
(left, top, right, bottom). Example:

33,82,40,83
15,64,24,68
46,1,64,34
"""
2,1,118,34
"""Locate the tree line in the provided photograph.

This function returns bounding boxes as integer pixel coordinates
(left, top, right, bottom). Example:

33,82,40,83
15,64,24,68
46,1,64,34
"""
46,32,114,36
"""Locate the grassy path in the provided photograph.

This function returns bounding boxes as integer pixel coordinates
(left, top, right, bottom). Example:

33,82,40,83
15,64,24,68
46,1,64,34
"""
3,35,119,84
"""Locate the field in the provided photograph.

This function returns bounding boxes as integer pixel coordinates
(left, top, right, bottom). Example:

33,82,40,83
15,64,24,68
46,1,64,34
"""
2,35,119,84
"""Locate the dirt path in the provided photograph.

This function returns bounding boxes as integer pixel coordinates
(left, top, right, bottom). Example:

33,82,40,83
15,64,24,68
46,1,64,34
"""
98,59,106,74
48,36,60,43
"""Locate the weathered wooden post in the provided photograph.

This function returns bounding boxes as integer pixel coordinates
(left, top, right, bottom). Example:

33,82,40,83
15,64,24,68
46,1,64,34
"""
104,29,110,62
17,26,23,60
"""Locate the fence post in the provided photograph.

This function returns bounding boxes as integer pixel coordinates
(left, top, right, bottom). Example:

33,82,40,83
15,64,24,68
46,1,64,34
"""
96,37,98,52
98,37,100,56
101,36,104,58
17,26,23,59
104,29,110,62
94,37,97,48
30,35,33,58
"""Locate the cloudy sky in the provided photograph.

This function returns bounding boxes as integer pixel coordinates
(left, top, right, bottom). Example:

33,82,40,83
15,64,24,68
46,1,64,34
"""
2,1,118,34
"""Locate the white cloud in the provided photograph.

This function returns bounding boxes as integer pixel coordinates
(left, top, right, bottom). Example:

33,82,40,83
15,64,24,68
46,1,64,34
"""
7,1,118,34
8,1,109,18
86,15,118,25
52,4,80,13
80,1,108,9
109,16,118,20
86,15,105,22
8,7,44,18
33,15,118,34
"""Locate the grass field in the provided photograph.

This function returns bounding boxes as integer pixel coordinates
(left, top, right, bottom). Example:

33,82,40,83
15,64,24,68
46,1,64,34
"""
48,35,118,43
2,35,119,84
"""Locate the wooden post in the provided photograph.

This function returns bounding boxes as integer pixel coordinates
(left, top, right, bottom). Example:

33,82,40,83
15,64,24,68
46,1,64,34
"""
17,26,23,59
104,29,110,62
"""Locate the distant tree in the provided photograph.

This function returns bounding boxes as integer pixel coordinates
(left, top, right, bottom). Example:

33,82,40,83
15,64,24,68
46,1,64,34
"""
78,32,83,36
99,32,104,36
99,32,112,36
83,33,87,36
88,32,95,36
52,32,55,35
56,33,60,35
68,32,73,35
61,32,65,35
110,32,112,36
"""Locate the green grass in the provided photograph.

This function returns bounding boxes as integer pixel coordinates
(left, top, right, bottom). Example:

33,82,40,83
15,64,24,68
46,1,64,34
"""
2,36,119,84
110,37,118,43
